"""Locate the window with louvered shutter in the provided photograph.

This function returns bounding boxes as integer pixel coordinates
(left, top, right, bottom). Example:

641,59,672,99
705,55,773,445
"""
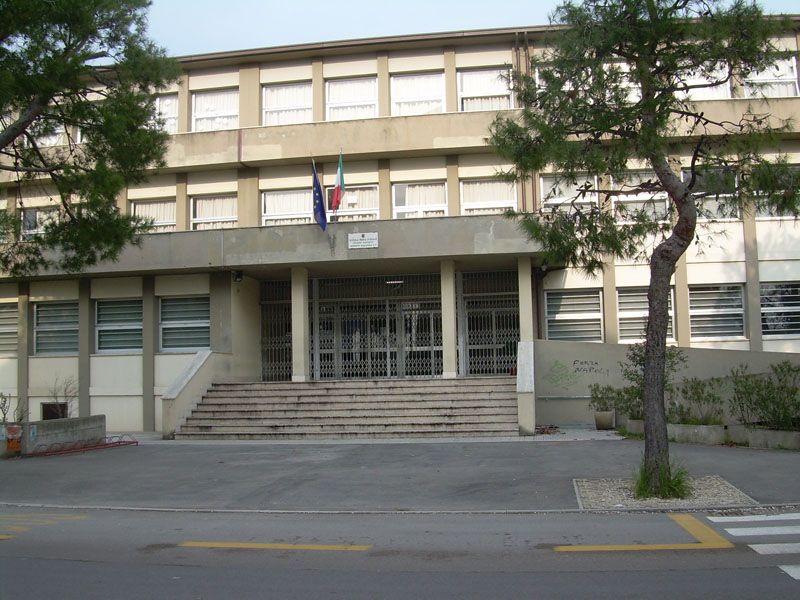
159,296,210,351
689,285,745,338
617,287,674,341
545,290,603,342
760,282,800,337
96,299,143,351
34,302,79,354
0,302,17,354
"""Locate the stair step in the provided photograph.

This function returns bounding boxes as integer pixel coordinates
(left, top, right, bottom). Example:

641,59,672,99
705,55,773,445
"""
174,429,518,440
178,422,519,435
189,406,517,418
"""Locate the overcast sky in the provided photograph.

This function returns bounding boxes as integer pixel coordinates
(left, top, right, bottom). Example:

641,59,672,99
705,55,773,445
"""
147,0,800,57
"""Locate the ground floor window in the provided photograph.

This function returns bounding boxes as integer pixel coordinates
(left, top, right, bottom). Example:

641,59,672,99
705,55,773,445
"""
760,282,800,337
617,287,674,342
159,296,210,351
34,302,79,354
0,302,18,354
545,289,603,342
95,299,143,352
688,285,745,339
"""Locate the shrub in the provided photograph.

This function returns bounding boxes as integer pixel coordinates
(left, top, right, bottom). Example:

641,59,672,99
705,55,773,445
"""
588,384,618,412
667,377,724,425
729,361,800,431
634,459,691,499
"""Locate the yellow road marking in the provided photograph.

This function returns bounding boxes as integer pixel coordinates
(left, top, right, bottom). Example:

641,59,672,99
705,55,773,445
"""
0,519,59,526
179,541,372,552
0,515,86,521
0,534,13,540
554,514,734,552
2,526,30,533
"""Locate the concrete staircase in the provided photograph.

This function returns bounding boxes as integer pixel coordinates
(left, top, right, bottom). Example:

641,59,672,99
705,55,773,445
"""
175,377,519,440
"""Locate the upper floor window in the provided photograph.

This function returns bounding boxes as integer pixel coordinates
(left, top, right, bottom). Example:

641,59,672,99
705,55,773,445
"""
390,72,444,116
192,88,239,131
262,189,312,226
154,94,178,134
689,285,745,339
684,169,739,220
263,81,313,126
34,301,79,354
676,63,731,101
540,173,598,213
95,299,143,352
612,170,669,221
460,179,516,215
21,206,58,239
326,77,377,121
191,195,237,230
392,182,447,219
131,198,177,233
760,282,800,337
0,302,18,355
457,68,512,111
744,57,799,98
545,289,604,342
326,185,379,222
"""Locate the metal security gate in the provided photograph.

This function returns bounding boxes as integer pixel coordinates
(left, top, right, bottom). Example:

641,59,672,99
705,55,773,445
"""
261,281,292,381
312,274,442,380
458,271,520,376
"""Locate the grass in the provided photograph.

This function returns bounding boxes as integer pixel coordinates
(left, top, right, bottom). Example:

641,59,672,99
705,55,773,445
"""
634,460,691,499
616,425,644,440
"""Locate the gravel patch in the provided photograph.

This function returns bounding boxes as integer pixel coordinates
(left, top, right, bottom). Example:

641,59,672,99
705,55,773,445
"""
575,475,759,510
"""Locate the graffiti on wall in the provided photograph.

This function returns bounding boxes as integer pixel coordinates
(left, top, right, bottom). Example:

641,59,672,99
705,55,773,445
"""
542,358,612,390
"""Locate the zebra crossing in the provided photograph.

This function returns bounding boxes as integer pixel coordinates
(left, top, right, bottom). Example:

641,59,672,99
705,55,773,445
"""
708,513,800,581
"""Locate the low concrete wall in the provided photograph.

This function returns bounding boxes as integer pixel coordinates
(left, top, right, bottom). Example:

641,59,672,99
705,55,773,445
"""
25,415,106,454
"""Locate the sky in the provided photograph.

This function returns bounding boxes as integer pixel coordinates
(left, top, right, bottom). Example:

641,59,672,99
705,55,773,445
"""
146,0,800,57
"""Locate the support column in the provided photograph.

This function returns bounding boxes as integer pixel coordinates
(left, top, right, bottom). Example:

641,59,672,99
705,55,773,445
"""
444,47,457,113
440,260,458,379
602,260,619,344
78,279,91,418
517,256,536,435
743,206,762,351
177,73,191,133
446,155,459,216
291,266,310,382
312,58,324,122
674,255,691,347
176,173,189,231
210,272,232,353
377,52,390,117
378,159,391,220
142,276,156,433
16,282,29,422
238,64,261,128
237,167,260,228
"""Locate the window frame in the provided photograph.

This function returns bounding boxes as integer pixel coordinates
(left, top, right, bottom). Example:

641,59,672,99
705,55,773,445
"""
131,198,177,233
611,170,670,222
262,80,313,126
154,93,179,134
324,184,379,222
158,296,211,353
325,76,378,122
760,282,800,339
391,181,448,219
459,178,517,215
743,56,799,99
389,71,445,116
456,67,513,112
0,301,18,356
33,301,79,355
94,298,144,354
544,289,604,342
688,284,746,340
539,173,599,213
190,194,238,230
616,286,675,342
191,87,240,132
261,188,313,226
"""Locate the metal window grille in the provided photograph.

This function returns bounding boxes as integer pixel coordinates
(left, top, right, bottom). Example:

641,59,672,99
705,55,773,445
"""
689,285,745,338
760,282,800,337
617,287,674,341
159,296,210,351
0,302,18,354
95,299,143,352
545,290,603,342
34,302,79,354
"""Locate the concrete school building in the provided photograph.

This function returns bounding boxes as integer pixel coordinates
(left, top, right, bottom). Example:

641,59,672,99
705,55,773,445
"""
1,23,800,437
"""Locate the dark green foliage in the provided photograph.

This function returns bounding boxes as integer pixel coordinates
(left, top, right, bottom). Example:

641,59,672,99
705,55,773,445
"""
634,459,691,499
0,0,180,276
730,361,800,431
668,377,724,425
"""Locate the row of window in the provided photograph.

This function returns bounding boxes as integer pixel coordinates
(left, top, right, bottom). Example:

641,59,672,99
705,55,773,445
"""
1,282,798,355
17,297,211,355
544,282,800,342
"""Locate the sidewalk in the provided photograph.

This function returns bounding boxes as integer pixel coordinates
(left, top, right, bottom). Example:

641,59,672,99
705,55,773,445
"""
1,433,798,512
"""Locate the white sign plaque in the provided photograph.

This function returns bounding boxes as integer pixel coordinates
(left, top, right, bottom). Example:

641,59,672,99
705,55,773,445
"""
348,232,379,249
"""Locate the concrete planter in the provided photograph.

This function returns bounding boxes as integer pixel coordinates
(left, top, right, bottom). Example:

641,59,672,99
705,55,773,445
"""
624,418,644,435
594,411,615,430
727,424,800,450
667,423,727,445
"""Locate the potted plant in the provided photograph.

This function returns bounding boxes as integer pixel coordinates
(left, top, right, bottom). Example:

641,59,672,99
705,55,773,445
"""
588,384,617,430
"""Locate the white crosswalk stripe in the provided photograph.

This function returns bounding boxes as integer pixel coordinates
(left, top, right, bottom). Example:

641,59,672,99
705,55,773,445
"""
707,512,800,582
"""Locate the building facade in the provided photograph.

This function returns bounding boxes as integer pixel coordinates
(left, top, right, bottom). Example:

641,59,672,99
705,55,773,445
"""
1,24,800,433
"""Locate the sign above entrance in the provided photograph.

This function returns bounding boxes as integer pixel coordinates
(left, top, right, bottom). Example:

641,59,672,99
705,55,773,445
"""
348,232,379,249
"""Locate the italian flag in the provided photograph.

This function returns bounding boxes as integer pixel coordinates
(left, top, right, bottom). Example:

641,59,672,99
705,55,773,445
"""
331,152,345,212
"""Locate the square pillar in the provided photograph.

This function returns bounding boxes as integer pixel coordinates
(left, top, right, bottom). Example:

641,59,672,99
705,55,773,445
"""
78,278,92,418
440,260,458,379
142,276,156,432
517,257,536,434
291,266,310,381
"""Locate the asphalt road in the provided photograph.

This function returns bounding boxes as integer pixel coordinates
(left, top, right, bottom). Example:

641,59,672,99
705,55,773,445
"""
1,506,799,599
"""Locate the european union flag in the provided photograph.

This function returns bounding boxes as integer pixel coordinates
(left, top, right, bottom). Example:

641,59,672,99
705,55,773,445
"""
312,161,327,231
